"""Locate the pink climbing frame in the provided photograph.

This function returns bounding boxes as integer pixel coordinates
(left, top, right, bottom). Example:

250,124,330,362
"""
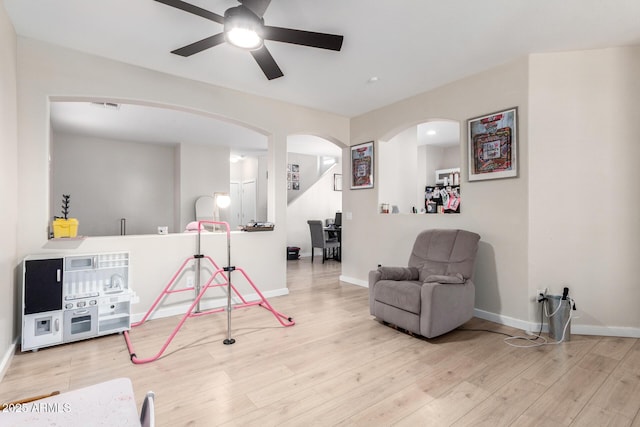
123,220,294,364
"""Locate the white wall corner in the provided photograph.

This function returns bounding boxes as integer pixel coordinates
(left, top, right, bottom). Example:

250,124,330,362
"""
0,339,17,383
473,308,537,333
339,275,368,288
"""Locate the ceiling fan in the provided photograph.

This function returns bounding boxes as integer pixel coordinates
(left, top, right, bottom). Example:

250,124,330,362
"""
155,0,344,80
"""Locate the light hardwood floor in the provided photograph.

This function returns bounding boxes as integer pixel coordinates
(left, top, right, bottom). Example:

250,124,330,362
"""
2,258,639,426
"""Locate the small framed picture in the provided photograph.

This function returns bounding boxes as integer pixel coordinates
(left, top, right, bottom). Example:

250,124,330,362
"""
350,141,374,189
334,174,342,191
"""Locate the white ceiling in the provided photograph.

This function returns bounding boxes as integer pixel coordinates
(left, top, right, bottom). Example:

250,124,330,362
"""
50,101,268,154
417,121,460,148
50,101,344,157
7,1,640,155
6,0,640,118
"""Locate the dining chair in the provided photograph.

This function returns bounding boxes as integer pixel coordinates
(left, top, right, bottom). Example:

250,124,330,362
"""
307,220,340,263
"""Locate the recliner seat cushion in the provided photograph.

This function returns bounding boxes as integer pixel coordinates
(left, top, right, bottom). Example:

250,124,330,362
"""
373,280,422,315
423,273,465,284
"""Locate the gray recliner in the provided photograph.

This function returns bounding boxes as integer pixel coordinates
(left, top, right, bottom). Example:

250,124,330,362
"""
369,229,480,338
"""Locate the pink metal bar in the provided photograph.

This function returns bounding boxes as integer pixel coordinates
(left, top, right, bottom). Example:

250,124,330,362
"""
124,277,214,364
131,256,195,327
234,267,295,327
123,220,294,364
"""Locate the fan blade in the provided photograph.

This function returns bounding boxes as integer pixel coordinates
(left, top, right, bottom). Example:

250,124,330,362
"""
171,33,225,57
239,0,271,18
155,0,224,24
250,46,284,80
263,26,343,51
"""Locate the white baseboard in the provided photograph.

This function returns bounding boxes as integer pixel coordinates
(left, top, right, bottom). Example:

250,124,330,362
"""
330,280,640,338
473,308,546,333
339,275,368,288
340,278,637,337
131,287,289,323
571,324,640,338
0,339,17,383
332,280,640,338
474,308,640,338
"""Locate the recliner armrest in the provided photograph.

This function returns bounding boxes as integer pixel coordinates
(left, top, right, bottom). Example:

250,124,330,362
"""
369,269,382,286
368,269,382,315
376,266,420,281
419,279,475,338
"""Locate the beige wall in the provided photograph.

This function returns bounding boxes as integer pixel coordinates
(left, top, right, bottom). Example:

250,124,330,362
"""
345,48,640,336
0,2,18,376
345,58,531,327
529,47,640,334
378,126,419,214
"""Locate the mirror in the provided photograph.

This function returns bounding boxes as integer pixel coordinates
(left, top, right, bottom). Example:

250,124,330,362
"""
378,120,460,214
49,101,268,236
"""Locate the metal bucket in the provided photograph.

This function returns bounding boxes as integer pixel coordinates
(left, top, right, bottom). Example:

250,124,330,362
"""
546,295,571,342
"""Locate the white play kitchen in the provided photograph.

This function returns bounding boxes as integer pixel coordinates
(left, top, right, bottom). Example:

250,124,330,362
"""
21,252,135,351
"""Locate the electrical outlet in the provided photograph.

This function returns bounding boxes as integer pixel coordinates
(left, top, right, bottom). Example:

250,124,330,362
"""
186,276,194,287
535,288,547,303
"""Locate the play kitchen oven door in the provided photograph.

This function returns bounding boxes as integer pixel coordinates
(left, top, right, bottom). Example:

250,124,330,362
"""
63,306,98,342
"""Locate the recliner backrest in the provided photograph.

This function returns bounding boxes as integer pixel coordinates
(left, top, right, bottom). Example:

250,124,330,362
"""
408,229,480,281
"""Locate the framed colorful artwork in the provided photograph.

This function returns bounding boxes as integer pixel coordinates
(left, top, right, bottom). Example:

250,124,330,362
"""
468,107,518,181
350,141,374,189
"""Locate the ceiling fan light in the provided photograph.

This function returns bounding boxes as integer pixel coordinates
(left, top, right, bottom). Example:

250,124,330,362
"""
226,27,262,49
224,6,264,50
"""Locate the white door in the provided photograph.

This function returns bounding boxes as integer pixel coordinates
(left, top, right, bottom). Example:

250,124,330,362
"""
241,181,257,224
229,182,242,229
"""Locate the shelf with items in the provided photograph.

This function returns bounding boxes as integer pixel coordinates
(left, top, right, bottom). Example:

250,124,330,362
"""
425,185,461,214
